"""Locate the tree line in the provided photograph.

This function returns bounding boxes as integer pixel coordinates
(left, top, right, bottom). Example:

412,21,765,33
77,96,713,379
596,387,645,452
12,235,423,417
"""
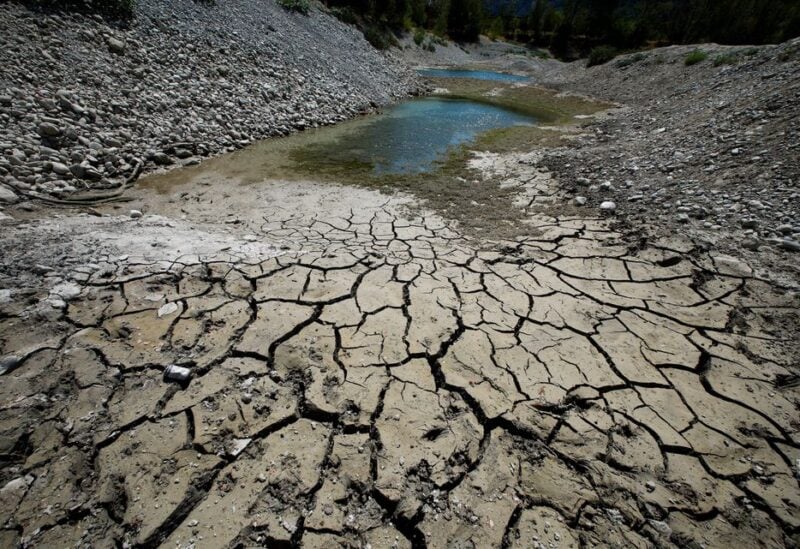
321,0,485,42
494,0,800,57
322,0,800,57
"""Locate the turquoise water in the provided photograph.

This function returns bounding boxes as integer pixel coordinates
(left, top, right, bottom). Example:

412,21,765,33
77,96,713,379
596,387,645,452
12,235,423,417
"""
299,97,536,174
418,68,530,82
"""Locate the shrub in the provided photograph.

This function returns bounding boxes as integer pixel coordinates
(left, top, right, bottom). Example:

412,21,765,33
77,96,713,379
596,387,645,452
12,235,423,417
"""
615,52,646,68
329,6,358,25
685,49,708,65
712,53,738,66
277,0,309,15
364,25,391,50
413,28,425,46
587,45,617,67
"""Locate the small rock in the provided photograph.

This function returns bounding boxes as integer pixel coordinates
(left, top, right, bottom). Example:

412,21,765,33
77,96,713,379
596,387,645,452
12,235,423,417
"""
742,237,760,251
676,213,689,223
574,196,587,206
599,201,616,212
648,520,672,537
51,162,70,175
158,302,179,317
152,152,173,166
107,37,126,55
780,239,800,252
777,224,794,235
0,185,18,204
69,164,85,178
38,122,61,138
51,282,82,301
129,209,143,219
741,219,758,229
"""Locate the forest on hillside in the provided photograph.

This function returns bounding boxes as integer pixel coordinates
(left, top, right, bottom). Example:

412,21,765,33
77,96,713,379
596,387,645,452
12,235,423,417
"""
19,0,800,58
322,0,800,57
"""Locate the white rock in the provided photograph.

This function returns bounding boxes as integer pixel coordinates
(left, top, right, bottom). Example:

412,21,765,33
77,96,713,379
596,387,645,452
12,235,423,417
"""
599,201,616,212
0,185,17,203
130,209,143,219
157,302,179,317
50,282,82,301
0,289,12,304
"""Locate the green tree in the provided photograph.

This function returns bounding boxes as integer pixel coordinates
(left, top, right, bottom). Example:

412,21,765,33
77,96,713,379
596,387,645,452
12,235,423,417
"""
447,0,482,41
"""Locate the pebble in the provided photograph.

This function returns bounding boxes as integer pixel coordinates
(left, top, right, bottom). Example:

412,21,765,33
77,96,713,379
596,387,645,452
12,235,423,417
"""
780,239,800,252
0,186,18,203
106,37,126,55
129,209,143,219
574,196,587,206
599,201,616,212
741,219,758,229
37,122,61,138
51,162,70,175
157,302,179,317
742,237,760,251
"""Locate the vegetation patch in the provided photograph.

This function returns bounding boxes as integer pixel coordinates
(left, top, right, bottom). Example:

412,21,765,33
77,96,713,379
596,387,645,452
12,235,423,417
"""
615,52,647,68
587,46,618,67
277,0,310,15
685,50,709,65
428,77,608,123
712,52,739,66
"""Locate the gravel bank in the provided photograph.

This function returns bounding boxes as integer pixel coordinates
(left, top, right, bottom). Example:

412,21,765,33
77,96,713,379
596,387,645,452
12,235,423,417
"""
539,41,800,263
0,0,422,204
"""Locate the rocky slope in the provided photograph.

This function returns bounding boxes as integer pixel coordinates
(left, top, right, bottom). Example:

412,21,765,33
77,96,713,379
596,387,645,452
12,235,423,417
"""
0,0,421,206
540,41,800,264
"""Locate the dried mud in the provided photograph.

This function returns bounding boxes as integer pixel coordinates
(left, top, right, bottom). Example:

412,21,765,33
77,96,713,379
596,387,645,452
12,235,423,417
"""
1,142,798,548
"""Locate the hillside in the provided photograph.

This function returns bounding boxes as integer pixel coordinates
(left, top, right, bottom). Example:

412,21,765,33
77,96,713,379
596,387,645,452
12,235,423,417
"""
0,0,421,205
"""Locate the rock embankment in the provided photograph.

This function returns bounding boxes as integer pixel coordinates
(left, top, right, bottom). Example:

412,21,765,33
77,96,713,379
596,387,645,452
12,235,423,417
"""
0,0,421,204
543,41,800,257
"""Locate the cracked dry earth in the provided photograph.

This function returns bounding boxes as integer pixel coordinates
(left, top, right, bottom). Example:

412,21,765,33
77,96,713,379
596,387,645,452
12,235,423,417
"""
1,149,799,549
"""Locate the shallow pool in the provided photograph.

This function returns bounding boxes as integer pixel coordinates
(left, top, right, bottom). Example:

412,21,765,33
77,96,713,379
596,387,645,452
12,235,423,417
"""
418,68,530,82
295,96,536,174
